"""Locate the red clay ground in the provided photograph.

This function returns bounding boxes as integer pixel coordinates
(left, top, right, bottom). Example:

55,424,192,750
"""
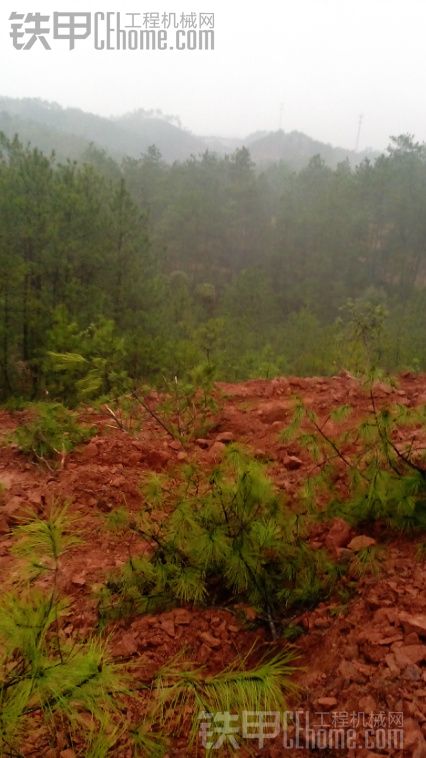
1,373,426,757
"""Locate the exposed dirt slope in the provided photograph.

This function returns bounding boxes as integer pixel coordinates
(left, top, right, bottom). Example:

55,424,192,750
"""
1,372,426,757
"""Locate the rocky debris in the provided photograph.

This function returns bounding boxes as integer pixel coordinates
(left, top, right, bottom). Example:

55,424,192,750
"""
392,644,426,666
257,401,290,424
399,612,426,637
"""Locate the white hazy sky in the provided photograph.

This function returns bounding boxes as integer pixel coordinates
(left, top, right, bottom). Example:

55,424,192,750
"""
1,0,426,150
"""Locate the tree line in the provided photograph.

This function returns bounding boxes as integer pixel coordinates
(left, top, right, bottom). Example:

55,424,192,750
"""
1,132,426,400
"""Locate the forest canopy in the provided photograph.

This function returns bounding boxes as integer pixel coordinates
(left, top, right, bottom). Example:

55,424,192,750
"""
1,131,426,400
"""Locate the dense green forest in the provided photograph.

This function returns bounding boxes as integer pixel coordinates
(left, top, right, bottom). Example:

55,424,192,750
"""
1,130,425,401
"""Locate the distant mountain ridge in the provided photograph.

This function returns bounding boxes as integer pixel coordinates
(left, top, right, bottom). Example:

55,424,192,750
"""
0,96,377,167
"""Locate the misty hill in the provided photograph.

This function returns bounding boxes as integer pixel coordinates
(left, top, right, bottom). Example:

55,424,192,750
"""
247,129,375,169
0,97,205,162
0,96,375,167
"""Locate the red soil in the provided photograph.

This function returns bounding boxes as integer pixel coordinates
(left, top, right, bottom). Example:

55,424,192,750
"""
1,372,426,756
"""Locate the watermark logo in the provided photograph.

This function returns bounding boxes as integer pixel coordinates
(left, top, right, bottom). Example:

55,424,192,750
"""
9,11,215,51
198,710,405,751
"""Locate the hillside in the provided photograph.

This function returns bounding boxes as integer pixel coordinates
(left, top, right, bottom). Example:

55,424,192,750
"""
0,374,426,754
248,128,376,169
0,96,376,166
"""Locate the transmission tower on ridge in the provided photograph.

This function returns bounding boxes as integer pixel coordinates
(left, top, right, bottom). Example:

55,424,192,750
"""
355,113,364,152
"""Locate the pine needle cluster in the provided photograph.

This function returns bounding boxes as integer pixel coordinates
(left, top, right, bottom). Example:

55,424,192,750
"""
0,505,127,757
281,385,426,531
101,447,339,633
13,403,94,467
0,505,300,755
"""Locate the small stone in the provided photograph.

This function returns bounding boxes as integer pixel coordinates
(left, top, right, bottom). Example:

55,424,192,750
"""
208,442,226,462
403,664,422,681
115,632,138,657
315,697,338,710
240,605,257,621
361,644,387,664
338,659,367,683
71,575,86,587
284,455,303,470
259,402,288,423
393,645,426,666
347,535,376,552
199,632,221,649
160,619,176,637
173,608,192,625
373,381,393,395
405,632,420,645
216,432,234,444
377,634,403,645
399,612,426,637
385,653,400,676
195,438,210,449
110,475,126,487
325,518,352,551
177,451,188,462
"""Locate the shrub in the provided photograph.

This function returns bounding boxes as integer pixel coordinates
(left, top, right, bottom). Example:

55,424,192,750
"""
43,315,131,405
0,505,127,756
100,448,339,635
13,403,94,466
281,387,426,531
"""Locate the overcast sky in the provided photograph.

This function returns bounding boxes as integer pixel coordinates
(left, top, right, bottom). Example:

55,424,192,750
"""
1,0,426,151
